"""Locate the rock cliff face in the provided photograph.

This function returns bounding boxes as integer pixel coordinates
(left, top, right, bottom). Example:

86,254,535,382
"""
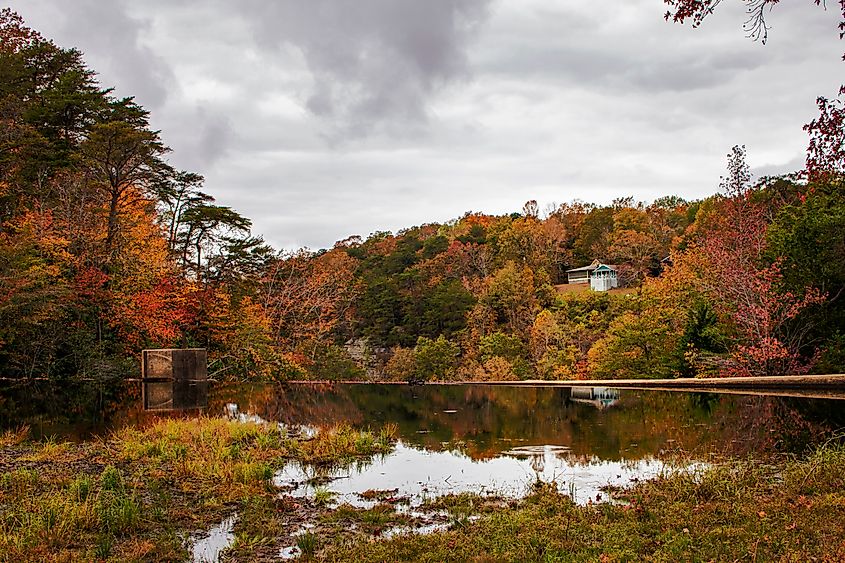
344,338,391,379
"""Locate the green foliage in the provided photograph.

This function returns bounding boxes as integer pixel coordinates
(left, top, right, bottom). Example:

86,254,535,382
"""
301,342,365,381
413,335,460,383
588,308,682,379
421,234,449,258
816,332,845,374
676,301,727,376
479,332,525,362
767,180,845,372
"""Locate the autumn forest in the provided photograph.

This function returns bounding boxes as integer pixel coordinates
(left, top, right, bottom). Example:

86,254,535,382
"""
2,8,845,386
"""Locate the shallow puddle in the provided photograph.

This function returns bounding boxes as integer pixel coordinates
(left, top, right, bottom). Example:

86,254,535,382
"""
190,514,236,563
279,545,301,559
274,441,670,507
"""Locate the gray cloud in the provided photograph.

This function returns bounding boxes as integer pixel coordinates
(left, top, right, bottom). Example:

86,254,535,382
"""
162,108,237,172
240,0,492,139
13,0,176,109
5,0,843,250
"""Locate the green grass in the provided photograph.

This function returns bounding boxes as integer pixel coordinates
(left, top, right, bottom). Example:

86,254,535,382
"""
313,486,337,507
297,531,319,558
0,417,398,562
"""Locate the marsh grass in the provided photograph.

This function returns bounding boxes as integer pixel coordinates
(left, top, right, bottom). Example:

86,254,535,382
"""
299,423,397,463
0,417,398,562
0,425,29,447
422,492,505,516
8,415,843,562
296,531,319,559
318,443,845,562
0,465,163,562
313,486,337,507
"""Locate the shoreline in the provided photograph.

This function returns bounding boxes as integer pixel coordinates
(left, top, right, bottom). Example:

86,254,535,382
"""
281,374,845,400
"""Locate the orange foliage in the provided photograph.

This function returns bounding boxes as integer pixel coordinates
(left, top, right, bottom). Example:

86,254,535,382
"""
262,248,359,347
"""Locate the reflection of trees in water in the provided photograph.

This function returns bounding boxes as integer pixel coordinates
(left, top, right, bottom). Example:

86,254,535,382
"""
0,380,145,438
205,384,844,461
688,392,720,414
5,382,840,458
707,395,845,457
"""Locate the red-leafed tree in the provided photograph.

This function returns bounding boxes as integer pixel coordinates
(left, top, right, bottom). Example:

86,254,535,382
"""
663,1,845,45
805,94,845,181
693,146,825,376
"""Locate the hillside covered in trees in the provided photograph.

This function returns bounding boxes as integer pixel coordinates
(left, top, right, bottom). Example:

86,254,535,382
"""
2,10,844,384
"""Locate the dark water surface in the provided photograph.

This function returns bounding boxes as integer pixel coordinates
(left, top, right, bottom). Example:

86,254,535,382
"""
2,381,844,459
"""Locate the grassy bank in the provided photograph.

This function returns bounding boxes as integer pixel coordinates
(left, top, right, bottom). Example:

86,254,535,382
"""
0,418,395,562
318,443,845,562
2,418,844,562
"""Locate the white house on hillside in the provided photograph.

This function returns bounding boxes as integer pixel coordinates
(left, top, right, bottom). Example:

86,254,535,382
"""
566,260,619,291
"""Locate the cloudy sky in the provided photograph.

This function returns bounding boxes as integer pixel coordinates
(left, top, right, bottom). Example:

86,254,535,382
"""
8,0,843,250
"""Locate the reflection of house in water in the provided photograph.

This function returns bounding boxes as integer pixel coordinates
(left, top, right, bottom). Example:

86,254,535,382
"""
141,348,208,411
569,387,620,410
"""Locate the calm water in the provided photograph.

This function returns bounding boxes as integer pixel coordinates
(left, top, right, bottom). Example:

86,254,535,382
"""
3,381,843,458
211,383,845,460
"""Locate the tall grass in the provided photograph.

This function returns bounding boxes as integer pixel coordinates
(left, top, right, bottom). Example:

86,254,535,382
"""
0,465,144,561
0,416,398,561
299,423,397,463
296,531,319,559
0,425,29,447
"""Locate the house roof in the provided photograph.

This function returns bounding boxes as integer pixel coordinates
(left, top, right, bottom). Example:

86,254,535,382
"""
566,260,618,273
593,264,618,272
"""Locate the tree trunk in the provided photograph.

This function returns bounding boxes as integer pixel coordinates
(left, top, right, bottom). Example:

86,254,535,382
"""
105,189,120,256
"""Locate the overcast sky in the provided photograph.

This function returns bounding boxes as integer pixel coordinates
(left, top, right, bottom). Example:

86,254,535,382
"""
8,1,843,250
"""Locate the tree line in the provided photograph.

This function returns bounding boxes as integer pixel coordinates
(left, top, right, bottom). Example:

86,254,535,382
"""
1,10,843,383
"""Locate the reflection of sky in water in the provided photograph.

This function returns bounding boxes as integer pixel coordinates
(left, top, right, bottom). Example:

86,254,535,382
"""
190,514,235,563
275,442,671,506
